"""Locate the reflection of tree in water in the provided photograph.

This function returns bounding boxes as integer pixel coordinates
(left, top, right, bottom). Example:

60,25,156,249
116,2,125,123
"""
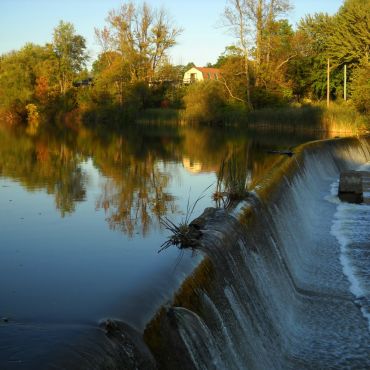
214,143,251,208
0,129,86,217
213,138,291,208
96,159,176,237
0,123,315,235
55,166,86,217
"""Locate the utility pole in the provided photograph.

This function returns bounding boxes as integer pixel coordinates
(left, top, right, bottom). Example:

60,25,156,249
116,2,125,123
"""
327,58,330,108
344,64,347,101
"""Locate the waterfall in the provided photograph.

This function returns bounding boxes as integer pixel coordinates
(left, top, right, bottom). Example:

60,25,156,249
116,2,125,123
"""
330,160,370,332
145,136,370,369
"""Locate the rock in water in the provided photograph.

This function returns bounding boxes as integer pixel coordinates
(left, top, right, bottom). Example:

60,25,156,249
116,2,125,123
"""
338,171,363,203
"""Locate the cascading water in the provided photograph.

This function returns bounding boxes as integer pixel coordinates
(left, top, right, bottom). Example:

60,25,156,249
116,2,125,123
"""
330,161,370,332
146,137,370,369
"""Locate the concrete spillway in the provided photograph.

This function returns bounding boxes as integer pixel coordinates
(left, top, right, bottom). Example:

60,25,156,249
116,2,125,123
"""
144,136,370,369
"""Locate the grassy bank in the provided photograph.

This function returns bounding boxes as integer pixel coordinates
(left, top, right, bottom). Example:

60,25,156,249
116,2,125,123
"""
136,108,183,125
136,103,369,135
240,103,369,135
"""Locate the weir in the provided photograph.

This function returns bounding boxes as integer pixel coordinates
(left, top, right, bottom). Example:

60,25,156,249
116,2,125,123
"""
2,136,370,369
144,136,370,369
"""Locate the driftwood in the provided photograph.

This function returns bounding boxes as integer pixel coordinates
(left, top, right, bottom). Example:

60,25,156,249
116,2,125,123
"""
267,150,294,157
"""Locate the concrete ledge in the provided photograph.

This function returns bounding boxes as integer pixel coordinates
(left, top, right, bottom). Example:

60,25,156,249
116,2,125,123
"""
338,171,370,204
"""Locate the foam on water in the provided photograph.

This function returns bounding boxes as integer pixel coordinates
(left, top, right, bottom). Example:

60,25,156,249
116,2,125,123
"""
329,162,370,331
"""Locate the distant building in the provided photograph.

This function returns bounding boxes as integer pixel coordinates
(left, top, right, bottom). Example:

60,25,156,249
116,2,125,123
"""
183,67,221,84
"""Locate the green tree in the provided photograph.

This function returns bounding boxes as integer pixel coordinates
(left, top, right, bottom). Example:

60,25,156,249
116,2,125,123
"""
183,81,227,123
217,46,251,104
223,0,253,109
95,2,182,83
291,13,337,100
0,43,57,116
92,2,182,112
292,2,369,102
327,0,370,66
258,19,297,98
222,0,293,109
53,21,88,94
351,60,370,114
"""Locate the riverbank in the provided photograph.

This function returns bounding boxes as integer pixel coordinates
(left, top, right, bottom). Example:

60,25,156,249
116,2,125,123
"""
2,100,368,138
136,103,369,135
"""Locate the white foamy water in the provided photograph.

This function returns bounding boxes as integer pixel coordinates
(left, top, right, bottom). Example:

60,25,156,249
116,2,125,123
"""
329,163,370,331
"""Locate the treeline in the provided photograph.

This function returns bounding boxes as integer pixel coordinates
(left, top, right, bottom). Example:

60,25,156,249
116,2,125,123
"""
184,0,369,124
0,0,369,129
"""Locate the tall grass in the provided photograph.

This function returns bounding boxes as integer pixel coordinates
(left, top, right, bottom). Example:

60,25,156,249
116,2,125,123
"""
135,101,369,135
244,105,323,130
158,185,212,252
136,108,182,125
233,103,368,134
321,103,369,134
213,150,249,209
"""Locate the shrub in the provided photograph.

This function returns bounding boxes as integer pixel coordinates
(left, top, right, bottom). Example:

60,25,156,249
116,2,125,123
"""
183,81,227,124
25,103,40,134
251,86,288,109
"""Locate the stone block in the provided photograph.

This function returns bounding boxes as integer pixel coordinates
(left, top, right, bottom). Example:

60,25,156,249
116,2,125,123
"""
338,171,363,203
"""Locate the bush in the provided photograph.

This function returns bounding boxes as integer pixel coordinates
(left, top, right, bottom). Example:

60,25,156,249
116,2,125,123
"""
183,81,227,124
127,81,152,109
251,86,288,109
25,103,40,134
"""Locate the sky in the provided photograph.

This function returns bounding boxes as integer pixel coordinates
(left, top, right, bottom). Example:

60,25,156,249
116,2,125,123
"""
0,0,344,67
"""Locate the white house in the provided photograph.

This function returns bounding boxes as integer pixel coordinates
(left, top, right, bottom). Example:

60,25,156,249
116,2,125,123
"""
183,67,221,84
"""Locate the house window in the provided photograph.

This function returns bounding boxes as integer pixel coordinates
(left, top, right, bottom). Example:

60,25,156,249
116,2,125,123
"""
190,73,196,82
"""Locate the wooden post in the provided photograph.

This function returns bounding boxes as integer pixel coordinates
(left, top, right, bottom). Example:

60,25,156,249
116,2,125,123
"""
327,58,330,108
344,64,347,101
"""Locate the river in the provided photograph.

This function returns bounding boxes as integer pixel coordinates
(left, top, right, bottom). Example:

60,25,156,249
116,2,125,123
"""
0,123,367,369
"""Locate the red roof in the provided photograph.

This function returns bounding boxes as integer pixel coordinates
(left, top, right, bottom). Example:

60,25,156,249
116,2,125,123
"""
195,67,221,80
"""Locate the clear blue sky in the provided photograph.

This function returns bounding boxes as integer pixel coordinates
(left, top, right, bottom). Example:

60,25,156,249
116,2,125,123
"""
0,0,343,67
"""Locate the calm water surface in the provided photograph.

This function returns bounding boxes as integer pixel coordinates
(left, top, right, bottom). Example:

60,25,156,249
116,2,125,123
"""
0,124,328,332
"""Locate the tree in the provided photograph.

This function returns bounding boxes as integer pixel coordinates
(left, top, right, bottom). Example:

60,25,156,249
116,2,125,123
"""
53,21,88,94
259,19,296,90
264,0,292,65
223,0,253,109
216,46,252,104
95,2,182,83
253,0,292,86
326,0,370,66
292,5,369,102
183,81,227,123
92,51,131,105
351,60,370,114
222,0,292,108
0,43,57,114
292,13,336,101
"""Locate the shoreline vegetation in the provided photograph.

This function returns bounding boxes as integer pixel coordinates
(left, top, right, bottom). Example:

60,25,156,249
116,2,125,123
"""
0,0,369,135
136,104,369,135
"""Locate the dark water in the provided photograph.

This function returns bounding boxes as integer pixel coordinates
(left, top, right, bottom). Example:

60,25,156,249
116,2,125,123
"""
0,123,332,368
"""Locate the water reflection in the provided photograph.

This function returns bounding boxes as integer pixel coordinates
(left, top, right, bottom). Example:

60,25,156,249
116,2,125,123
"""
96,163,176,237
0,128,87,216
0,124,326,236
214,144,252,208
